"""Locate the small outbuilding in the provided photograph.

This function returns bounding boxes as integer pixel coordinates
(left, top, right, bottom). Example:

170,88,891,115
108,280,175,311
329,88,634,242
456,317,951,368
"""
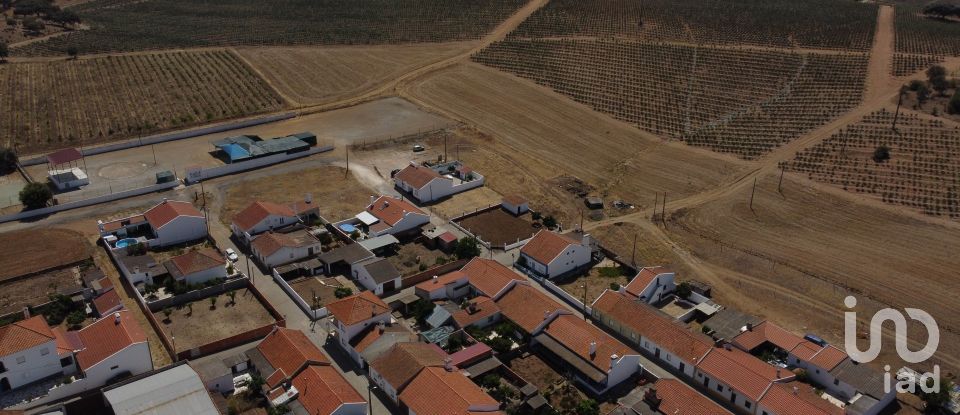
501,195,529,216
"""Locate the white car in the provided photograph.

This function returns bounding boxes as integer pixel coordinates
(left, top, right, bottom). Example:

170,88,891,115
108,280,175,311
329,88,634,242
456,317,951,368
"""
225,248,239,262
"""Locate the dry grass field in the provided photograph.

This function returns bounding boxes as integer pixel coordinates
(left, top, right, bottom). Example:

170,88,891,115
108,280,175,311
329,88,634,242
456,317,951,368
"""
662,173,960,372
0,228,91,281
237,43,474,106
0,49,284,154
405,63,747,211
154,288,275,353
219,165,375,226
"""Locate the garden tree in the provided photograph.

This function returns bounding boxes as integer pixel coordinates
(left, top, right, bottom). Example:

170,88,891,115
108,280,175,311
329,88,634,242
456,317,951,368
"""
575,399,600,415
409,299,435,325
248,374,265,393
873,145,891,163
916,83,932,106
209,296,217,309
923,1,960,19
675,281,692,298
67,46,78,60
226,290,237,305
162,307,173,321
454,236,481,259
334,287,353,298
19,182,52,209
919,377,953,411
542,215,557,229
317,232,333,245
927,65,949,96
486,336,513,354
948,89,960,114
65,310,85,328
479,374,501,389
186,302,193,316
51,9,79,26
21,15,44,32
0,147,16,173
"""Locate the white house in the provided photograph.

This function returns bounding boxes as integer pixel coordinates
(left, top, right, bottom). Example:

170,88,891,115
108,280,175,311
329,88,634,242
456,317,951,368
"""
290,365,367,415
230,201,300,244
359,196,430,237
414,270,471,301
0,316,73,392
325,291,393,365
622,266,676,304
352,258,401,296
116,254,165,287
393,161,484,203
98,200,207,248
162,248,227,285
251,230,322,269
73,310,153,388
501,195,529,216
518,230,593,279
367,343,445,406
400,367,500,415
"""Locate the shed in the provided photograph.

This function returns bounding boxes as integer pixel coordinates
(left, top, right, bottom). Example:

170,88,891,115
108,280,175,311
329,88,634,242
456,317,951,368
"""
584,197,604,210
156,170,176,184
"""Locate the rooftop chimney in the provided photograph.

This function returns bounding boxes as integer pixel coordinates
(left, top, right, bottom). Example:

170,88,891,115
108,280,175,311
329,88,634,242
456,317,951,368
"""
610,353,619,361
370,195,376,205
746,322,753,331
776,368,781,378
305,193,312,204
114,312,122,325
793,386,799,395
378,321,386,333
444,357,454,372
432,275,439,284
723,343,732,351
589,341,597,357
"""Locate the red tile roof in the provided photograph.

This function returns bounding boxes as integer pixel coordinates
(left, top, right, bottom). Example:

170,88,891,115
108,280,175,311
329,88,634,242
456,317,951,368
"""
251,230,319,258
349,323,414,353
592,290,713,363
448,343,492,368
169,248,223,276
415,270,469,293
520,230,580,265
326,291,391,326
52,327,82,355
790,341,821,362
759,381,844,415
494,283,564,333
696,346,788,400
732,321,807,353
400,367,498,415
502,195,527,206
542,314,632,371
93,289,123,315
366,196,425,226
807,345,848,371
369,343,445,391
0,316,55,357
394,164,441,189
648,379,732,415
232,201,297,232
75,310,147,371
144,200,203,229
461,258,524,298
291,365,365,415
623,266,671,298
439,231,458,243
257,327,329,383
451,296,500,328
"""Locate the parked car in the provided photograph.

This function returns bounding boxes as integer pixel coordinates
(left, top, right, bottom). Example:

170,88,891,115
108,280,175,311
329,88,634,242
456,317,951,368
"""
225,248,239,263
412,144,425,152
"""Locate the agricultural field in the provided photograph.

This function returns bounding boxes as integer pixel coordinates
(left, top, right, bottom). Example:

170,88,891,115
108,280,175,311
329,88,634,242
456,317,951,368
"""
12,0,526,56
473,39,869,159
509,0,877,51
663,173,960,372
892,3,960,75
0,228,91,282
784,110,960,219
236,42,474,106
0,49,284,154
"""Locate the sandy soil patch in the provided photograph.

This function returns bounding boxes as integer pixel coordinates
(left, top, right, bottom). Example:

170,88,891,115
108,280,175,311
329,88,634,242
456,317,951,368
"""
153,288,275,353
0,228,92,281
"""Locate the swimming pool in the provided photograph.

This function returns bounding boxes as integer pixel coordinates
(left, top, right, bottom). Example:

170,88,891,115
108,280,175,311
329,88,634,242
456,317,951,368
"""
339,224,357,233
115,238,139,248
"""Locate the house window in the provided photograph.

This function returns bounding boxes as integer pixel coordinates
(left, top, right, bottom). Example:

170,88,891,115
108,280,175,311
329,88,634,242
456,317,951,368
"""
60,356,73,367
40,348,49,356
745,401,752,409
716,384,723,392
730,393,737,403
16,356,25,364
815,369,820,374
834,379,840,386
666,355,671,362
110,365,119,370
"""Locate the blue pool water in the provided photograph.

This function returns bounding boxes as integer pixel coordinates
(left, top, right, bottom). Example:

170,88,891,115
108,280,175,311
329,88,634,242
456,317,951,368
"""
116,238,138,248
339,224,357,233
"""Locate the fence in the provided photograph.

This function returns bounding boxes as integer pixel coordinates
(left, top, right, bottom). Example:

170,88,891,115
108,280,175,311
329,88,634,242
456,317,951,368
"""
541,278,591,316
19,112,297,166
145,276,250,312
0,180,180,224
346,123,458,151
271,268,328,320
184,145,334,184
400,259,470,288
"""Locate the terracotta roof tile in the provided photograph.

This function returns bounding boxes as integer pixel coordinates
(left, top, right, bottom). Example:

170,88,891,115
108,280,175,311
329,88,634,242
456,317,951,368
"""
51,326,82,355
232,201,297,232
75,310,147,371
400,367,498,415
168,248,223,276
257,327,328,383
461,258,524,298
394,164,441,189
0,316,55,357
502,195,527,206
494,283,564,333
144,200,203,229
520,230,580,265
46,147,83,165
291,365,365,415
451,296,500,328
646,378,732,415
369,343,445,391
415,270,469,293
326,291,390,326
592,290,713,363
759,381,844,415
732,321,807,353
93,289,123,315
807,345,847,371
696,346,787,400
623,267,671,298
542,314,632,371
349,323,413,353
366,196,425,226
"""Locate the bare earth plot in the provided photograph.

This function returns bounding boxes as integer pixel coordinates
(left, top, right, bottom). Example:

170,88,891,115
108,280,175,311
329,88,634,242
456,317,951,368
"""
153,288,275,353
0,50,285,154
0,228,91,282
455,209,538,247
404,63,746,213
237,42,475,106
664,173,960,372
219,165,375,225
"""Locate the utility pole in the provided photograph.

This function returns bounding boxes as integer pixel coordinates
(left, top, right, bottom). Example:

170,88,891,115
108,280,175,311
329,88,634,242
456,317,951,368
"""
778,166,785,193
661,192,667,225
151,144,157,166
345,147,349,178
750,178,758,210
631,233,638,266
653,192,659,222
582,283,588,321
246,255,252,283
444,134,448,162
579,209,583,231
893,87,904,131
